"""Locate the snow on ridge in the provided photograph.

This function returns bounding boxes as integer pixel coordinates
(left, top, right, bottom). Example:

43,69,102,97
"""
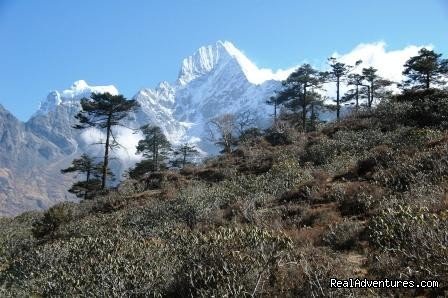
36,80,119,116
219,41,295,85
60,80,118,100
176,40,295,86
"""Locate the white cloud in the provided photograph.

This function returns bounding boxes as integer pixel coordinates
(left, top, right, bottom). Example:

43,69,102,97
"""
226,40,428,86
333,41,430,83
222,41,297,84
79,126,143,175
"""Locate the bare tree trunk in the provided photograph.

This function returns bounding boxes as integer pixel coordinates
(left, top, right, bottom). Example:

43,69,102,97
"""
101,115,112,190
302,85,307,130
153,138,158,172
336,77,340,120
85,169,90,200
274,99,277,124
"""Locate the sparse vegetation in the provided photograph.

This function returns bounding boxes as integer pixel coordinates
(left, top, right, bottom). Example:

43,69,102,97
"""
1,49,448,297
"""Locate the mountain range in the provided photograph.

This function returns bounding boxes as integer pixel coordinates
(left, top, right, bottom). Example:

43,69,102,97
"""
0,41,285,216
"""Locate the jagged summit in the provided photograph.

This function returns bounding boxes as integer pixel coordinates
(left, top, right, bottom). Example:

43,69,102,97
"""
177,40,290,86
177,41,234,85
36,80,119,116
2,40,284,215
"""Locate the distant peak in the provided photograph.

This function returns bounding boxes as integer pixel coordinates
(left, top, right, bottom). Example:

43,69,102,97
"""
177,40,292,86
35,81,119,116
177,41,237,85
62,80,118,97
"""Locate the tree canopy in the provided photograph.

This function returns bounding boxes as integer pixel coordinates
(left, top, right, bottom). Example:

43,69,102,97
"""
74,92,139,189
61,154,113,199
278,64,324,130
402,48,448,90
136,125,171,172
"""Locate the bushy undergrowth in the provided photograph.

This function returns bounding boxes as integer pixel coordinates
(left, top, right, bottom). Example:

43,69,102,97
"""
2,91,448,296
368,206,448,293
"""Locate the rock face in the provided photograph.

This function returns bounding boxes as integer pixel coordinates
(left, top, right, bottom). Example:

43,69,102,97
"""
0,41,285,216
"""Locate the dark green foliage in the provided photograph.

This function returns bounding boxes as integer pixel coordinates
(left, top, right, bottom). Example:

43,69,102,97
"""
325,58,362,117
67,179,102,199
346,73,365,108
264,127,292,146
136,125,171,172
32,203,74,239
61,154,111,199
402,48,448,90
358,67,393,108
278,64,325,130
74,93,140,189
128,159,156,180
171,143,199,168
362,67,378,107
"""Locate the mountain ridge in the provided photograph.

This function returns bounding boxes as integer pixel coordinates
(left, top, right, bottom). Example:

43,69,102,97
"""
0,41,283,216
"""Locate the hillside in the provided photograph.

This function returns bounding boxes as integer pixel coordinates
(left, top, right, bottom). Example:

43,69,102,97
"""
1,88,448,296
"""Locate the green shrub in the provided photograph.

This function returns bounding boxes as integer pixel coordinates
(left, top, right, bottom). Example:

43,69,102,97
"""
167,226,293,297
264,128,293,146
32,203,75,239
368,206,448,283
1,228,176,297
301,136,338,166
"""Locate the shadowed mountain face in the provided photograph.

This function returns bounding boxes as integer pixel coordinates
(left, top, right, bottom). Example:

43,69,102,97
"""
0,41,283,216
0,105,78,216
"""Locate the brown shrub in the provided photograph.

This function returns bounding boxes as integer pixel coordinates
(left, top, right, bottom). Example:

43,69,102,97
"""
238,156,273,175
195,168,226,182
179,165,196,176
323,220,364,250
325,182,385,217
279,179,331,205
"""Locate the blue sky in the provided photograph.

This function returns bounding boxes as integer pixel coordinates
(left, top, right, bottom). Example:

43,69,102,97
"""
0,0,447,121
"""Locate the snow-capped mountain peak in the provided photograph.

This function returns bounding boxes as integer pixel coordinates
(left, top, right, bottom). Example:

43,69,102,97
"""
36,80,119,115
177,41,235,85
0,40,286,215
177,40,292,86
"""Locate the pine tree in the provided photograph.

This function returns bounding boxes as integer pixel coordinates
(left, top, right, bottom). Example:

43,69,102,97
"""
128,159,156,180
61,154,112,199
279,64,324,130
171,143,199,168
346,73,365,109
402,48,448,90
326,58,362,120
136,125,171,172
362,67,379,108
74,93,139,189
307,90,325,131
266,96,278,123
